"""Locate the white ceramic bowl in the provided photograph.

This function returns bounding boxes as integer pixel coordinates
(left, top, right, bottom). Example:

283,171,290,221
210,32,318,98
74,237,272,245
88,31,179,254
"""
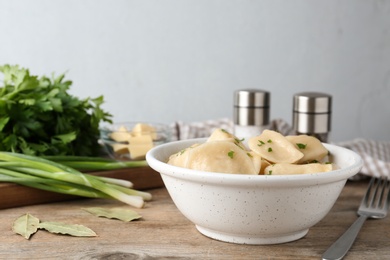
146,138,363,245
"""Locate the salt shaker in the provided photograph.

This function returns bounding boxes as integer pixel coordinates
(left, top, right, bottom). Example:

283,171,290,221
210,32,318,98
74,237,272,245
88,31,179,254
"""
233,89,270,142
292,92,332,143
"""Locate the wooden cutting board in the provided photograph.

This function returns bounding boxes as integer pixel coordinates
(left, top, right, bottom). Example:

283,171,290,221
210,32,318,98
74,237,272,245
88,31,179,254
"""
0,166,164,209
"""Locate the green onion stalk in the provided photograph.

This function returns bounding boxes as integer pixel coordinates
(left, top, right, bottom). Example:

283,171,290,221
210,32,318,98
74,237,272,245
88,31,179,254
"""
0,152,152,208
42,155,148,171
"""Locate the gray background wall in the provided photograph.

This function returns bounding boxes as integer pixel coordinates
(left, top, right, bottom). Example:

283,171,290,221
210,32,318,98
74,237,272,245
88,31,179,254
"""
1,0,389,142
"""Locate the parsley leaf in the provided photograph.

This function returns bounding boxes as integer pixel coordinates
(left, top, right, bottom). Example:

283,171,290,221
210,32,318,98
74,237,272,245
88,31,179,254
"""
296,143,307,149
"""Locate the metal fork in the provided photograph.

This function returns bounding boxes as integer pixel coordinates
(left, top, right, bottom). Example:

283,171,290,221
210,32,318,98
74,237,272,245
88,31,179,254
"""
322,177,390,260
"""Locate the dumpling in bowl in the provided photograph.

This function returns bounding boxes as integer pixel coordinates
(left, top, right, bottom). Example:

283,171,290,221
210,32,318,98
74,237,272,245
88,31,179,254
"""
207,128,246,150
168,140,260,175
248,130,304,164
264,162,334,175
167,144,200,169
285,135,329,164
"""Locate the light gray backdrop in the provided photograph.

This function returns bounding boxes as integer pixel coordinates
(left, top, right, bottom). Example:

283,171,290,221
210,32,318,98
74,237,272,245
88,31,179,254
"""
1,0,389,142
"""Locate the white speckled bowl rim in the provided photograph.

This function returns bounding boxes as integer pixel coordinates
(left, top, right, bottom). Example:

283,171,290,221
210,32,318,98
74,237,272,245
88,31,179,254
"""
146,138,364,187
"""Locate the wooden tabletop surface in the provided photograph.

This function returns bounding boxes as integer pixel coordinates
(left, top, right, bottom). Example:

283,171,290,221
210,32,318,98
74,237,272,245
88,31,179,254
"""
0,178,388,260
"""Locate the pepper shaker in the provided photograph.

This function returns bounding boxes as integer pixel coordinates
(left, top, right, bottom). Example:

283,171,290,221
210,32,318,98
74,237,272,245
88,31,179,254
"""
233,89,270,142
292,92,332,143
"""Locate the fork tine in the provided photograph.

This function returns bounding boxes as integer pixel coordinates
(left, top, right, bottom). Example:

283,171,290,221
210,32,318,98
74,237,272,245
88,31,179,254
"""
371,178,383,208
362,177,376,208
382,177,390,210
377,177,387,208
361,177,389,209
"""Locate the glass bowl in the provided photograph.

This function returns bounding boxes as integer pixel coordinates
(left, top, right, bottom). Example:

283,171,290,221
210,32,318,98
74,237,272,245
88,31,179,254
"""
100,122,171,161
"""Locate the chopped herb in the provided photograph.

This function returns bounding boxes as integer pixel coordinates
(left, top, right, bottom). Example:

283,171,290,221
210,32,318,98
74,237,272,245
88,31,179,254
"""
228,150,235,159
268,147,273,152
268,170,273,175
267,139,272,143
247,153,253,158
296,143,307,149
325,162,331,164
257,140,265,146
234,138,245,148
310,160,319,163
221,129,229,134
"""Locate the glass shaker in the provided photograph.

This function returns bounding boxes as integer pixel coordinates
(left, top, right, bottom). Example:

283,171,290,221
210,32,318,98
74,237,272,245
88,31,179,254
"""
292,92,332,143
233,89,270,142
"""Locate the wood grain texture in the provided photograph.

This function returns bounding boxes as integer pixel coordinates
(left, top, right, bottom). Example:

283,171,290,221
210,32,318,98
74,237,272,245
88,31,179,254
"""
0,166,164,209
0,180,389,259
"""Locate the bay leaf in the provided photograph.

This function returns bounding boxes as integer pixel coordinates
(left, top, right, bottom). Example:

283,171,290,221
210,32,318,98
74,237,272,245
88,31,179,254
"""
38,222,97,237
12,213,40,239
83,207,142,222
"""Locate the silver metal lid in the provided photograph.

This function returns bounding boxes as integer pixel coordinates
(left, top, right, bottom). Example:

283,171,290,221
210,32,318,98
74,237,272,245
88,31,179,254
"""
293,92,332,113
292,92,332,134
234,89,270,126
234,89,270,108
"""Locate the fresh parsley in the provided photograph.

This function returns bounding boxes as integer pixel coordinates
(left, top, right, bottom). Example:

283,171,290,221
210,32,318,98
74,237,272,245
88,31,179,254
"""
0,65,112,156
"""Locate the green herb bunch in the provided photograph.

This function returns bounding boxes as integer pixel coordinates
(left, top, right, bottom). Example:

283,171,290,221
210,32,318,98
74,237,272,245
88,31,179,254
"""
0,65,112,156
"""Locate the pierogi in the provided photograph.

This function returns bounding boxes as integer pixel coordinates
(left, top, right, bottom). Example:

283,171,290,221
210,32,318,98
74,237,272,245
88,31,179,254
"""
168,128,334,175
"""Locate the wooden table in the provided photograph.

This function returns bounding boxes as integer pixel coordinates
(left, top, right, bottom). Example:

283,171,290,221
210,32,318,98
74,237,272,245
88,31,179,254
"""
0,179,389,259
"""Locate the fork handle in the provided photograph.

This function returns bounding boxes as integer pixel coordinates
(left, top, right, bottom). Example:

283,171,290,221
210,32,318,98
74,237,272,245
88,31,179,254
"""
322,215,368,260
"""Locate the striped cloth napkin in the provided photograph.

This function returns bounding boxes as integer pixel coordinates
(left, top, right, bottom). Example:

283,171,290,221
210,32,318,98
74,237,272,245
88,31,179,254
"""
169,118,294,141
169,118,390,178
338,139,390,178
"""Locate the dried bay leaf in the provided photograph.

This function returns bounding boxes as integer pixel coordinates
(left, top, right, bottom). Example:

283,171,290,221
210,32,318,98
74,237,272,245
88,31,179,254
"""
38,222,97,237
83,207,142,222
12,213,40,239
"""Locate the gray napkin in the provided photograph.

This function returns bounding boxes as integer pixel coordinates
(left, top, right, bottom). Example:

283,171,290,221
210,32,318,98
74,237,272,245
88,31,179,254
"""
337,139,390,178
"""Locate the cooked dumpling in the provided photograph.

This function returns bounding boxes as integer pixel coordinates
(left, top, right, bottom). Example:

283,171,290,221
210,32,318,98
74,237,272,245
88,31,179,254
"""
207,128,245,149
247,151,262,174
167,144,200,168
264,163,333,175
188,141,258,174
248,130,304,164
286,135,329,164
259,158,272,175
168,141,258,175
167,129,334,176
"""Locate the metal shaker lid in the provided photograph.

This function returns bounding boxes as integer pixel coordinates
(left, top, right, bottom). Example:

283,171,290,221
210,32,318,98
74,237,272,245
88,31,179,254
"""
292,92,332,134
293,92,332,113
234,89,270,126
234,89,270,108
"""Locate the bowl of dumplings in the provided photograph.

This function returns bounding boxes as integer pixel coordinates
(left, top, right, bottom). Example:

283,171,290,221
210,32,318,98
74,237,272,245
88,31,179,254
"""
146,129,363,245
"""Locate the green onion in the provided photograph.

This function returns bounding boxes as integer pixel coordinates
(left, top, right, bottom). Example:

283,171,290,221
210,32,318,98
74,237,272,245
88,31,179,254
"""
0,152,151,208
92,176,134,188
42,155,148,171
0,173,108,198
